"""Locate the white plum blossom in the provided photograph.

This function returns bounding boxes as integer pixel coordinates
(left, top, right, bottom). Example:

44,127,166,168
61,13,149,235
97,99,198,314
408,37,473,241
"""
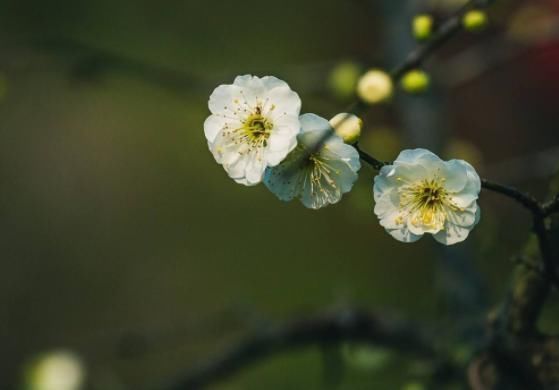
264,113,361,209
204,75,302,186
373,148,481,245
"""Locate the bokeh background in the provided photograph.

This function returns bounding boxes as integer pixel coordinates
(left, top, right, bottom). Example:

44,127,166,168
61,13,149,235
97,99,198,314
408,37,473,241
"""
1,0,559,388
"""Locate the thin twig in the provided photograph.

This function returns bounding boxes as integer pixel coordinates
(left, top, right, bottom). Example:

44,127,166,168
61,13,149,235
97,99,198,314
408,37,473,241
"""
354,144,387,171
294,0,498,174
344,0,496,116
164,308,456,390
480,179,542,216
388,0,493,81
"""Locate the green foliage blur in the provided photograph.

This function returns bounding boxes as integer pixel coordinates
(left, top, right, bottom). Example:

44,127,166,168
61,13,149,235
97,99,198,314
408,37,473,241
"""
0,0,559,389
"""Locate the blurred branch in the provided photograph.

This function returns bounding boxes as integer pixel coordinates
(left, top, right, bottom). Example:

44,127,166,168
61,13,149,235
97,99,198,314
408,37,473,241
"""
468,173,559,389
389,0,496,81
33,38,338,96
34,39,210,94
298,0,499,175
165,308,458,390
348,0,498,115
543,194,559,217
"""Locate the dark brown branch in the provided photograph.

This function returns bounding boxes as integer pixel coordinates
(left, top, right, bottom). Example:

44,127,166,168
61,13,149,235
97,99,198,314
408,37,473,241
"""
355,144,386,171
480,179,542,216
533,215,559,288
165,308,454,390
470,178,559,388
543,194,559,217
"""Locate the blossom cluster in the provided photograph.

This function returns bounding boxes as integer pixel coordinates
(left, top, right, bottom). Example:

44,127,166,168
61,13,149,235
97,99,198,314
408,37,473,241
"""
204,75,481,245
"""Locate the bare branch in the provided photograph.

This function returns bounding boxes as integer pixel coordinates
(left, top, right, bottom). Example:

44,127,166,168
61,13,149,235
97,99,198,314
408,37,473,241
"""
543,194,559,217
354,144,387,171
480,179,542,216
165,308,455,390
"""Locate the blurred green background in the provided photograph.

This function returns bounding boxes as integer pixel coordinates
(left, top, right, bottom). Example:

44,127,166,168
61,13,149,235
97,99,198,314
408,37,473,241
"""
1,0,559,388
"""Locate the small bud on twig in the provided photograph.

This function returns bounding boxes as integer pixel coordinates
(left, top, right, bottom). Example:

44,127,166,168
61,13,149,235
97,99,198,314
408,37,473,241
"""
357,69,393,104
400,69,430,94
329,113,363,144
463,10,488,32
412,14,434,41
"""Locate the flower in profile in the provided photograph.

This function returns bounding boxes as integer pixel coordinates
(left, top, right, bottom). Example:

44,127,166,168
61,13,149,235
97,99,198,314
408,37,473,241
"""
204,75,302,186
373,148,481,245
264,113,361,209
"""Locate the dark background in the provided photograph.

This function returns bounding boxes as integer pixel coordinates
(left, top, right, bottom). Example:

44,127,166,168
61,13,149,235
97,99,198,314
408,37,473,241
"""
1,0,559,388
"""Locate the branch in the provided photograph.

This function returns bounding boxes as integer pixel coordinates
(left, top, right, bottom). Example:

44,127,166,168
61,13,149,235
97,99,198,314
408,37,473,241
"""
345,0,497,117
480,179,542,216
493,171,559,337
165,308,455,390
355,144,386,171
533,215,559,287
389,0,496,81
543,194,559,217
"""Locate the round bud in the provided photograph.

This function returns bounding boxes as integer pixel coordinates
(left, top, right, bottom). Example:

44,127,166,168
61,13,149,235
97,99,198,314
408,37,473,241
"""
25,350,85,390
412,14,434,41
328,62,361,99
356,69,393,104
329,113,363,144
400,70,430,94
463,10,488,32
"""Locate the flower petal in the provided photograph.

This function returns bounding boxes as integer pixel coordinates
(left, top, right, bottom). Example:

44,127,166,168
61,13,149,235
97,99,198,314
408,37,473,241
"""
395,148,438,164
386,226,423,243
208,84,243,115
265,87,301,119
433,224,472,245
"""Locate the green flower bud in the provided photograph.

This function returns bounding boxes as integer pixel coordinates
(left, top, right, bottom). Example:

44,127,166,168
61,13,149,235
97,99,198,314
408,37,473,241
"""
412,14,434,41
329,113,363,144
463,10,488,32
400,70,430,94
357,69,393,104
328,62,361,99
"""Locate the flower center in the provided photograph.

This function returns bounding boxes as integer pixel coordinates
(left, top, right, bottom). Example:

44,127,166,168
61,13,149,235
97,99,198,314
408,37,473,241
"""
399,177,454,230
306,153,341,193
243,112,273,143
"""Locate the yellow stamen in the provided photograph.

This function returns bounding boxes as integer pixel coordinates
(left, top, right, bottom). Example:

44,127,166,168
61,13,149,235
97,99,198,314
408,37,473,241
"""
397,176,460,230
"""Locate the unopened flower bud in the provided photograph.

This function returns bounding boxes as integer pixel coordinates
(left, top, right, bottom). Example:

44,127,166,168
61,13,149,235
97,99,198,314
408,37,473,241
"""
357,69,393,104
400,70,430,94
328,62,362,99
463,10,488,32
412,14,434,41
329,113,363,144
